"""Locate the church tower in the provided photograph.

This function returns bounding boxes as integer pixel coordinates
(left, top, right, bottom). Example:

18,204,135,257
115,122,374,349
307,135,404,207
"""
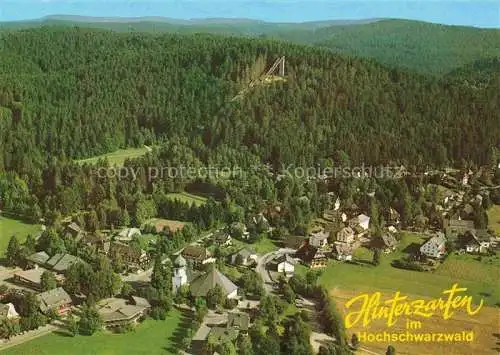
172,254,188,294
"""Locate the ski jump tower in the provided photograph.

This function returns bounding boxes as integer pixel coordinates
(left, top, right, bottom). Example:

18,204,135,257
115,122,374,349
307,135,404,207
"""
265,56,285,77
232,56,286,101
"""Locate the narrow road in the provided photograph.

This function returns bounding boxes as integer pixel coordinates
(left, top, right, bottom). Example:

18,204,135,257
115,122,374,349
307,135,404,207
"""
255,248,297,294
255,251,276,294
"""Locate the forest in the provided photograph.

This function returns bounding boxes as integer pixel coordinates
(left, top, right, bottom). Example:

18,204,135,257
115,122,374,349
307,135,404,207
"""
2,18,499,76
0,26,498,226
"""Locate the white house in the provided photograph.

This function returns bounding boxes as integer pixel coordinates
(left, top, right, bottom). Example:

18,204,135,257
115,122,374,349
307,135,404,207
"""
334,243,353,261
464,231,491,254
388,225,398,234
230,248,258,266
420,233,447,259
341,213,348,222
117,227,141,242
357,214,370,230
276,254,295,274
309,230,330,248
213,232,232,247
334,198,341,211
0,303,20,320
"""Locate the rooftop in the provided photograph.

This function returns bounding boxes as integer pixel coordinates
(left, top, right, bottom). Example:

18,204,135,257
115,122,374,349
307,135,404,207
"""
208,327,239,343
25,251,50,265
174,254,187,267
14,267,47,285
190,268,238,297
192,324,211,341
37,287,72,312
98,297,150,323
47,253,85,272
227,311,250,331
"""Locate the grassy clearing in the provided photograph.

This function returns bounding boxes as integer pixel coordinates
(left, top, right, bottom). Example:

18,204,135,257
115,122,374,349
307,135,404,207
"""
165,192,207,207
144,218,187,233
233,235,278,254
2,310,185,355
75,147,150,166
0,216,41,254
487,204,500,235
323,233,500,354
319,233,499,306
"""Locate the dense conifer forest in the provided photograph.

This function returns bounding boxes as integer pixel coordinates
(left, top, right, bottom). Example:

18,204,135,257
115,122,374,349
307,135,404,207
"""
0,26,498,224
2,18,499,75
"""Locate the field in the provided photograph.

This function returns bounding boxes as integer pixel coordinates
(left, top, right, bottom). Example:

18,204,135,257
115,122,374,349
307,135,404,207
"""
75,146,151,166
165,192,207,207
319,233,500,306
1,310,185,355
321,233,500,354
487,204,500,235
144,218,187,233
0,216,42,254
332,288,499,355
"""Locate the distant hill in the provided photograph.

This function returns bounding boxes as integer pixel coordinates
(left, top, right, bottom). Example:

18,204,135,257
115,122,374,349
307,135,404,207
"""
310,20,500,76
0,17,498,76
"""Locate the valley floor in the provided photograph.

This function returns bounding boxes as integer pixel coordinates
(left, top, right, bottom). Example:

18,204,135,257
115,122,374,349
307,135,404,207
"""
0,310,184,355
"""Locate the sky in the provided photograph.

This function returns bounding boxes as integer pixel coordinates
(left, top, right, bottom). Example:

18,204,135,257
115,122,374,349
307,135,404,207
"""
0,0,499,28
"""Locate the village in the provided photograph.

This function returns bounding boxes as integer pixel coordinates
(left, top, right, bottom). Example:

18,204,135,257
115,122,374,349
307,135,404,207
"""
0,165,498,355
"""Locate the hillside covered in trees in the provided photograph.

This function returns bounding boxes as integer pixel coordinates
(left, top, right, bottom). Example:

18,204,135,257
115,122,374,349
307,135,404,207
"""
0,27,498,173
1,18,499,76
0,26,498,246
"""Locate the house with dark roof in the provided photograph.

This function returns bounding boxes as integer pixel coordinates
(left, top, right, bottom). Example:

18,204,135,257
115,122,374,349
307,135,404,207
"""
295,244,328,269
37,287,72,315
378,234,398,253
191,325,239,355
189,268,238,299
64,222,84,242
46,253,85,274
387,207,401,225
212,232,232,247
13,267,47,290
83,233,110,255
25,251,50,268
182,245,214,265
227,311,250,332
208,327,239,344
273,254,296,274
444,218,475,239
110,242,150,270
462,230,491,254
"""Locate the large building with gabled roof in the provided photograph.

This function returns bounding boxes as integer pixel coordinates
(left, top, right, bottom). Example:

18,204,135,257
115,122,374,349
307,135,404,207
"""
189,267,238,299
